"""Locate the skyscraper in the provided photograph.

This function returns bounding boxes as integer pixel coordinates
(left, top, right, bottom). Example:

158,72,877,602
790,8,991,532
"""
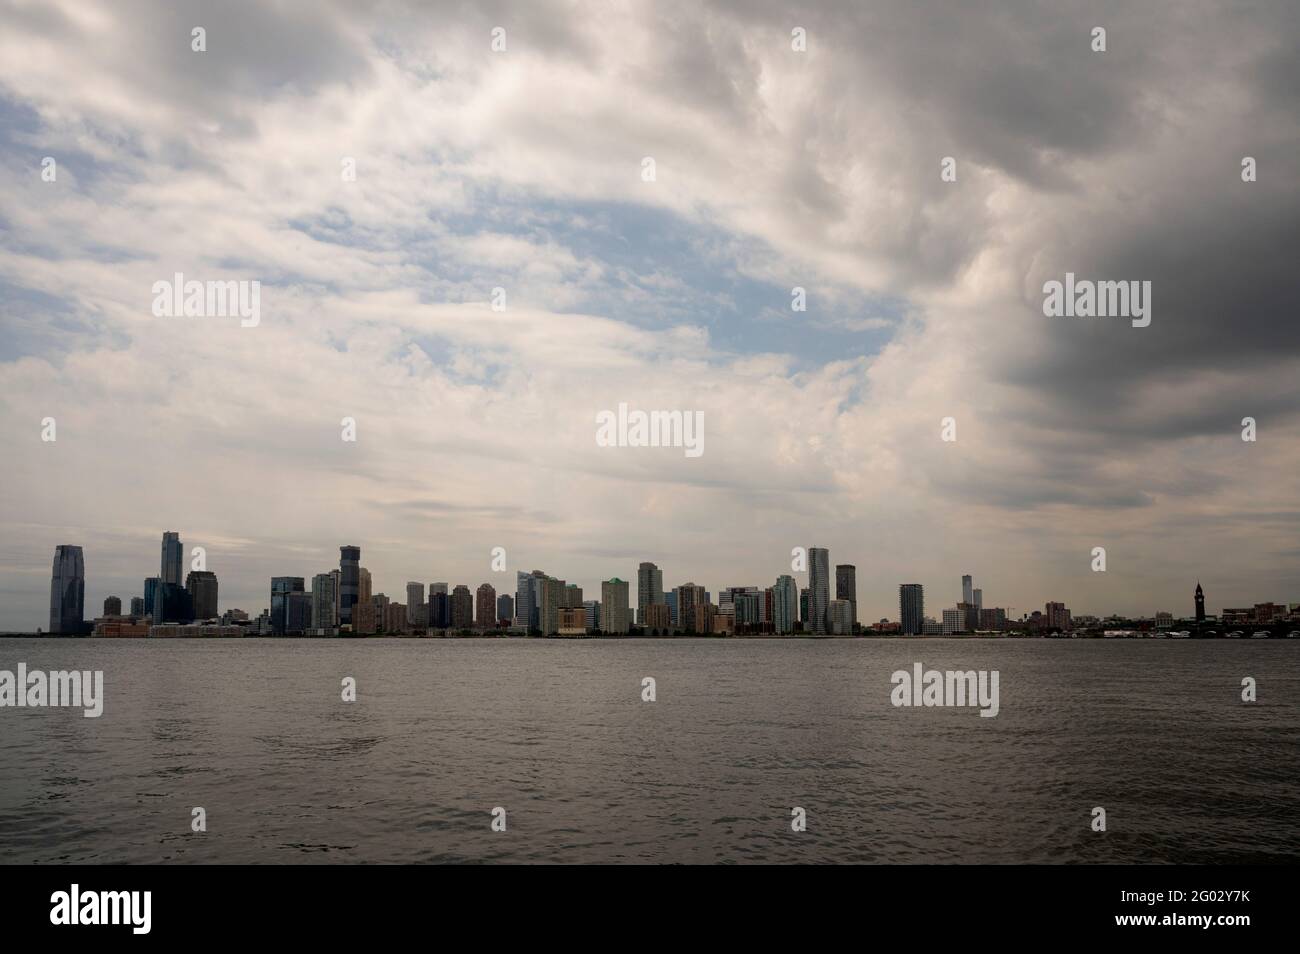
143,577,161,620
900,583,925,635
186,570,219,620
271,577,305,634
1195,582,1206,623
835,564,857,626
476,583,496,629
312,572,337,630
514,571,536,631
153,581,193,624
674,583,705,633
161,531,183,586
286,591,312,634
773,574,798,634
339,546,360,627
450,585,473,630
637,562,664,626
129,596,145,616
497,593,513,626
808,547,830,634
602,578,630,634
406,582,426,627
429,586,450,630
961,574,973,606
48,545,85,634
828,599,853,634
103,596,122,617
539,577,564,635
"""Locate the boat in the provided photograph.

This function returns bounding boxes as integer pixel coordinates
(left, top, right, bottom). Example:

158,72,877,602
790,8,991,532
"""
1171,631,1190,638
1252,631,1270,639
1226,631,1242,638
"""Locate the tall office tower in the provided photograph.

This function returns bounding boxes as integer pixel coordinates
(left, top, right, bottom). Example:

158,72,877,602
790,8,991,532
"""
339,546,360,626
286,591,313,634
1046,601,1071,630
773,574,798,634
693,601,717,635
835,564,857,625
808,547,830,634
160,531,183,586
584,600,601,631
601,578,630,634
476,583,497,629
186,570,219,620
800,587,810,626
900,584,925,635
531,571,549,631
637,562,664,626
563,583,583,608
514,571,536,630
143,577,161,619
962,574,973,606
497,593,513,626
828,599,854,634
539,577,565,635
311,572,338,630
406,582,426,627
330,569,341,624
665,591,678,626
48,545,85,634
429,589,449,630
271,577,305,634
129,596,145,617
450,586,474,630
973,587,983,612
103,596,122,617
1195,582,1206,623
358,566,372,605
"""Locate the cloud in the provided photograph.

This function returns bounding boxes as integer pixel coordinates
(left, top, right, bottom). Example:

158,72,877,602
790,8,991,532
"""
1,0,1298,628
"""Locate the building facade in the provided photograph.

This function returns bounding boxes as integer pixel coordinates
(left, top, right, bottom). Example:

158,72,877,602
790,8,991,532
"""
601,578,630,634
48,544,85,634
808,547,830,633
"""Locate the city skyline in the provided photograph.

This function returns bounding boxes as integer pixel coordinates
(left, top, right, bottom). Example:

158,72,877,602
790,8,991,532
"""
20,529,1297,635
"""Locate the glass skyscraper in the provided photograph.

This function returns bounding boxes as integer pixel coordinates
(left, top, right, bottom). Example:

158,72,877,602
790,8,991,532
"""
160,531,183,586
48,544,85,634
900,583,925,635
339,546,360,626
271,576,305,634
808,546,830,634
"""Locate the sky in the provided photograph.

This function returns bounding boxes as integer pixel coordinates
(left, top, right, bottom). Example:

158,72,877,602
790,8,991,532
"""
2,0,1299,629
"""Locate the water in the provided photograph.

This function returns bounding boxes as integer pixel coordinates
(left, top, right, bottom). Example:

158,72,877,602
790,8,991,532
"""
1,637,1297,864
